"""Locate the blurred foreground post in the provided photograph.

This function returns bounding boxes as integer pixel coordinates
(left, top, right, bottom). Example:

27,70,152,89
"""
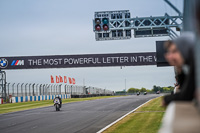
159,0,200,132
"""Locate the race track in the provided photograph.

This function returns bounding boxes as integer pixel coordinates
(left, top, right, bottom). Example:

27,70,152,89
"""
0,94,160,133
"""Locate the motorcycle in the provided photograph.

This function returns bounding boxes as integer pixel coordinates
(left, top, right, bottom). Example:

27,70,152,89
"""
54,98,61,111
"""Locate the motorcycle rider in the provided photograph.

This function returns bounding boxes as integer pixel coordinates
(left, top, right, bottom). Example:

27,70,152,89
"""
137,91,140,96
53,96,62,108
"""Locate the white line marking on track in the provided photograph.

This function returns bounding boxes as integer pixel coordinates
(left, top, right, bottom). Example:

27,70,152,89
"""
96,98,154,133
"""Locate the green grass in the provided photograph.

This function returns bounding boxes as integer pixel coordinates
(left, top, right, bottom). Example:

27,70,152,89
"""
104,96,166,133
0,96,121,114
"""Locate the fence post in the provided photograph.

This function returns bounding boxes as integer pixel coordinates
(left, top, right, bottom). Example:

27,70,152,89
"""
7,83,10,96
64,84,67,94
55,85,58,95
67,85,69,94
42,84,45,95
59,84,62,94
12,83,15,96
36,84,39,96
71,85,73,95
21,83,24,97
17,83,20,97
50,84,53,95
53,84,55,95
29,83,31,96
39,84,42,95
74,86,76,95
47,84,50,95
32,83,35,96
25,83,28,96
44,84,47,95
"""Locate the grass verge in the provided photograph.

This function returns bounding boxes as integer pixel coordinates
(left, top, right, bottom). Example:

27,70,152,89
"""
103,96,166,133
0,96,121,114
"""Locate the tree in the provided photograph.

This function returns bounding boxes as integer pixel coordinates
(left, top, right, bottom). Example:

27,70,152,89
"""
168,86,174,91
160,87,164,92
146,89,152,93
163,87,170,92
140,87,147,92
152,85,159,92
127,88,136,93
135,88,140,92
152,85,175,93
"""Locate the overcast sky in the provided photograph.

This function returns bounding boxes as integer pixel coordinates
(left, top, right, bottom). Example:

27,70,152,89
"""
0,0,183,91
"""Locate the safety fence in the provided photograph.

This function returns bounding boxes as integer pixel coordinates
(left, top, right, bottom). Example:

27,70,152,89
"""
0,83,113,98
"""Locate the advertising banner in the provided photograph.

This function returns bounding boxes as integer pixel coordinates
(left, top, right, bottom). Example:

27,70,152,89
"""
0,52,156,70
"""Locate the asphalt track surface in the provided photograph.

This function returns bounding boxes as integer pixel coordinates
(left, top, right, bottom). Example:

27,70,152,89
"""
0,94,160,133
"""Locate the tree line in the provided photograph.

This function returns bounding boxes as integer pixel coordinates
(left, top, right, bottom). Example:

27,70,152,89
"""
115,85,174,94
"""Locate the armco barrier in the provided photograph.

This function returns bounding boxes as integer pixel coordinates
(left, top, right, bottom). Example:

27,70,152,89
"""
11,94,71,103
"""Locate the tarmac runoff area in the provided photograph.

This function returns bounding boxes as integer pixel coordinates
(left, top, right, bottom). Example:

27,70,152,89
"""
0,94,160,133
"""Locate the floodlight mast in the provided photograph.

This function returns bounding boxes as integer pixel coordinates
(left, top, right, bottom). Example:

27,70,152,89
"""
93,0,183,41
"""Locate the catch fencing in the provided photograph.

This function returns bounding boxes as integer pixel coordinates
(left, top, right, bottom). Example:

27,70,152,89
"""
1,83,113,98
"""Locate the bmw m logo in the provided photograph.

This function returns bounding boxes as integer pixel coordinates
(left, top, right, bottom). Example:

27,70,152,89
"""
0,58,8,68
11,60,24,66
